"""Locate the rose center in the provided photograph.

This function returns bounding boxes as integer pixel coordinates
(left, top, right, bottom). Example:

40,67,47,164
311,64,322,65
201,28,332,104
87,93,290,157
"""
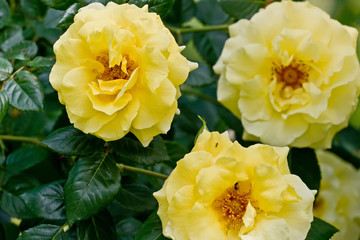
212,181,252,230
273,60,309,88
96,55,137,81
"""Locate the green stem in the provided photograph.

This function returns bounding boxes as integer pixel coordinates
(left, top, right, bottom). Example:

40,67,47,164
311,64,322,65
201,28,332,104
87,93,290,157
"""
5,66,24,82
168,24,229,34
116,163,168,180
0,135,42,145
181,87,223,108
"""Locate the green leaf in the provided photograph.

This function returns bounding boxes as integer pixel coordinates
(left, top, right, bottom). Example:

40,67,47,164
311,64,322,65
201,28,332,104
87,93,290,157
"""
0,91,9,123
4,41,38,60
64,152,121,226
116,218,142,240
0,222,19,240
196,0,229,25
116,183,157,212
305,217,338,240
42,126,105,156
4,70,43,111
27,56,55,69
0,190,35,219
0,57,12,81
6,145,48,172
19,181,66,220
185,62,214,87
128,0,175,17
164,140,187,163
57,3,80,30
217,0,265,19
287,148,321,193
20,0,47,18
164,0,195,25
77,209,116,240
40,0,75,10
0,26,23,51
17,224,68,240
331,126,360,168
0,0,10,29
194,31,228,65
110,136,170,165
135,211,169,240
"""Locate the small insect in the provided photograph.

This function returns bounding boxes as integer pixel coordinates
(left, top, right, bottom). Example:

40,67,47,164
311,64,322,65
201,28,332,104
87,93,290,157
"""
234,182,239,190
215,142,218,148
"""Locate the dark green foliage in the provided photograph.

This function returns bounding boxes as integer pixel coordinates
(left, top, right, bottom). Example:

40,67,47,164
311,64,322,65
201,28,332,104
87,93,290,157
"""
4,70,43,111
331,126,360,168
0,0,354,239
42,126,105,156
64,153,121,225
305,217,339,240
288,148,321,194
77,210,117,240
135,211,169,240
110,136,170,165
116,183,157,212
217,0,265,19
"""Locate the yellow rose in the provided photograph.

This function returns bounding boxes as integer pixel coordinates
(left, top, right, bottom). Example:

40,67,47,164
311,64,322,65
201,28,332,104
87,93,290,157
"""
154,130,315,240
214,0,360,148
49,2,197,146
314,150,360,240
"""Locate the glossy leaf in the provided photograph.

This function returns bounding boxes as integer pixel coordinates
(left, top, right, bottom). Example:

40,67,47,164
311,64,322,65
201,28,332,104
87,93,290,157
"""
331,126,360,168
0,191,35,219
42,126,105,156
287,148,321,193
64,152,121,225
19,181,66,220
27,56,55,69
217,0,265,19
3,41,38,60
305,217,338,240
116,218,142,240
0,91,8,123
135,211,169,240
165,0,195,25
116,183,157,212
4,70,43,111
128,0,175,17
194,31,228,65
186,62,215,87
0,26,23,51
77,209,116,240
0,57,13,81
0,0,10,29
6,145,48,172
57,3,80,30
110,136,170,165
17,224,68,240
196,0,229,25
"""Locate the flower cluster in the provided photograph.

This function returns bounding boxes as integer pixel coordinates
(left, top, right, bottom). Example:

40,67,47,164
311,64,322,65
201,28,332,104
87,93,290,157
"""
47,1,360,239
50,2,197,146
214,0,360,148
154,130,315,240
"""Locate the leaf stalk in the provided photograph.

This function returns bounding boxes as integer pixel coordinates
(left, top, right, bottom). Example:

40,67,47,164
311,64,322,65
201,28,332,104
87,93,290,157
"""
116,163,168,180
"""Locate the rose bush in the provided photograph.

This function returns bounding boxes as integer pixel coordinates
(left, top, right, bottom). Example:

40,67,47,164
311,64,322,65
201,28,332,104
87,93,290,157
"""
214,0,360,148
154,130,315,240
314,150,360,240
50,2,197,146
